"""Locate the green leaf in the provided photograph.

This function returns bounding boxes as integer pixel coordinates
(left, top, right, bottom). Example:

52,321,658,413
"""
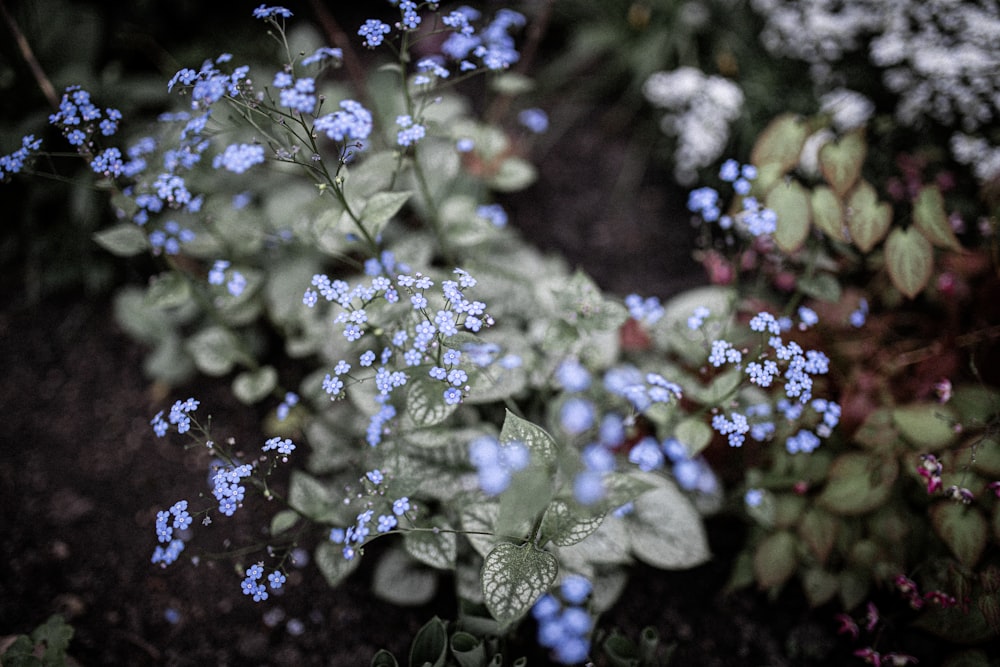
93,223,149,257
499,410,558,466
270,509,299,536
113,287,174,344
408,617,448,667
449,632,486,667
797,507,838,564
362,190,412,238
802,568,840,607
231,366,278,404
885,226,934,299
461,502,500,558
481,542,558,628
675,417,712,456
750,113,808,174
185,326,241,376
626,472,710,569
810,185,848,242
767,179,811,253
846,180,891,253
594,472,657,514
403,373,458,429
145,272,192,309
487,157,537,192
892,403,959,450
370,649,399,667
489,72,535,95
288,470,339,522
373,548,438,606
753,530,798,589
913,186,961,251
816,453,899,516
404,526,457,570
818,128,866,197
1,635,40,666
853,408,899,451
496,465,553,541
315,541,361,587
796,272,842,303
540,500,605,547
930,502,987,568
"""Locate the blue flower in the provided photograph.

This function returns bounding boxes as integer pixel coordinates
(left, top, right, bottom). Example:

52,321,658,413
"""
253,5,293,19
624,294,664,324
392,497,411,516
560,397,595,435
628,437,664,471
92,148,124,178
268,571,286,589
518,108,548,133
358,19,391,48
395,115,427,147
560,575,592,605
555,358,591,392
786,429,821,454
314,100,373,142
279,77,317,113
573,470,606,505
213,143,265,173
476,203,508,227
302,46,343,66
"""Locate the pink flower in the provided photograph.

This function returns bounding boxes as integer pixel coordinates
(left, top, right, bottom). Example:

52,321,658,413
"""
835,613,859,640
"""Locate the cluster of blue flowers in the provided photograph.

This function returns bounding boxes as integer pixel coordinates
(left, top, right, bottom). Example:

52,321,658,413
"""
532,575,594,664
207,260,247,297
328,470,412,560
151,500,192,566
687,159,776,237
624,293,665,325
359,3,525,73
307,268,496,428
45,86,125,177
150,397,200,437
697,308,841,454
629,437,718,494
150,398,300,582
240,562,286,603
0,135,42,180
468,436,531,495
603,364,683,413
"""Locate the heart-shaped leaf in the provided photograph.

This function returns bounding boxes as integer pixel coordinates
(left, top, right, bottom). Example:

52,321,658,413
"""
766,179,811,253
481,542,558,628
885,226,933,299
816,453,898,516
846,180,891,253
810,185,848,242
819,128,866,197
913,186,961,250
750,113,808,174
930,502,987,568
753,530,797,589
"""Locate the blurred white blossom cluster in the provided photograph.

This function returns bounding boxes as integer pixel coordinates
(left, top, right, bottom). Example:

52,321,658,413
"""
642,67,744,185
750,0,1000,182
